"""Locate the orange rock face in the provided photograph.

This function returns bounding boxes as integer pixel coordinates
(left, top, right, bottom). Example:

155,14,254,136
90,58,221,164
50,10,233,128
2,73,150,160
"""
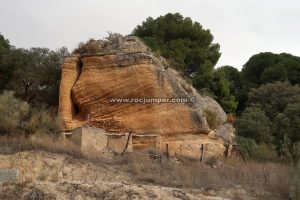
59,36,234,156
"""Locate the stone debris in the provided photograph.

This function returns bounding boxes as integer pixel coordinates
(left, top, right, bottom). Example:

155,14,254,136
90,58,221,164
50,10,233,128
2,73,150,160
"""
0,169,19,183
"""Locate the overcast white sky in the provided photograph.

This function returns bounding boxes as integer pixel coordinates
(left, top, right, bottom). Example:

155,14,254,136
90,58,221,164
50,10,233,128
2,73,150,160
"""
0,0,299,69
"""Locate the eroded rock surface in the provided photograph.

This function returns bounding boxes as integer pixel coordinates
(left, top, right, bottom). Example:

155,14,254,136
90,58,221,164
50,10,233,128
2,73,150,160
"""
59,36,234,157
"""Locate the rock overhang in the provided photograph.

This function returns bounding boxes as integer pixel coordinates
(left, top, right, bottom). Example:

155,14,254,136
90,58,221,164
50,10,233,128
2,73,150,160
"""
58,35,235,158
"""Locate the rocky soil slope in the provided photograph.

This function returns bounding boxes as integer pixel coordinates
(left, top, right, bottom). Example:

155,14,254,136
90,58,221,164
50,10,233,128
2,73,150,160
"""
0,151,276,200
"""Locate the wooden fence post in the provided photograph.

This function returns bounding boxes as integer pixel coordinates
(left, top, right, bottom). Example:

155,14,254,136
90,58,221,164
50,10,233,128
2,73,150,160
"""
121,132,132,156
224,144,229,159
165,143,169,159
200,144,205,162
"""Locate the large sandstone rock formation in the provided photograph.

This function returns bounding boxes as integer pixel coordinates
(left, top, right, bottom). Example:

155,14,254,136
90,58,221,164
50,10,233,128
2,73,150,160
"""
59,35,234,158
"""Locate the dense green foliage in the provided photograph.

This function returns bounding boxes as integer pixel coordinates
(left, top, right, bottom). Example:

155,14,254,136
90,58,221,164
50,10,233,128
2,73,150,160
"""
217,66,242,98
0,34,12,91
236,82,300,162
242,52,300,88
248,81,300,120
238,52,300,112
236,136,257,158
210,67,238,113
133,13,221,73
274,103,300,162
236,106,272,144
0,33,68,107
133,13,237,113
0,34,10,50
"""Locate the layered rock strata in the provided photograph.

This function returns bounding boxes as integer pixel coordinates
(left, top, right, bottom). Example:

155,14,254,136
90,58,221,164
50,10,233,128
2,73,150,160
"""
59,36,234,158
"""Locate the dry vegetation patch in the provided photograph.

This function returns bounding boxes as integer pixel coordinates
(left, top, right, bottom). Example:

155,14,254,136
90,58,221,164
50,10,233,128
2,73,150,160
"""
119,153,292,199
0,135,82,158
0,135,295,199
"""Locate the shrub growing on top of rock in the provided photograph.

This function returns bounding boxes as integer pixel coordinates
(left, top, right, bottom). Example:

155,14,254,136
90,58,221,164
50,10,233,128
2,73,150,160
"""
73,39,103,54
73,32,124,54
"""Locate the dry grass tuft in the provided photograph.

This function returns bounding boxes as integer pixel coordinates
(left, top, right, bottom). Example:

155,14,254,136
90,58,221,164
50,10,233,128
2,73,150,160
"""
73,39,102,54
120,153,292,199
227,113,236,124
204,109,220,129
0,135,82,158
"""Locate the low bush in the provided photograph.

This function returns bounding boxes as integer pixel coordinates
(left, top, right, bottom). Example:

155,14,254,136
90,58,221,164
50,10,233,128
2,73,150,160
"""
0,91,29,134
252,143,277,161
73,32,123,54
204,109,219,129
236,106,272,144
25,108,63,137
236,136,257,158
73,39,102,54
0,90,63,137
